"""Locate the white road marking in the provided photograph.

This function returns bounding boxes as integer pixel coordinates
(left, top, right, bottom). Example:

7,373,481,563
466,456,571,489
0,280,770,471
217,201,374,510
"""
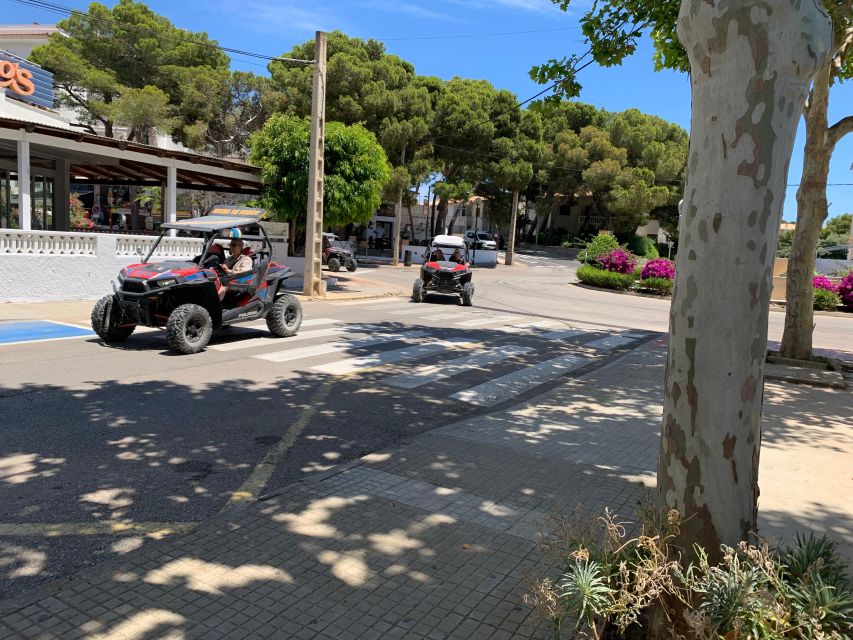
585,335,637,350
454,314,526,328
312,338,473,376
498,320,563,334
255,331,427,364
383,345,533,389
539,328,589,341
209,326,358,352
333,298,405,306
451,354,591,407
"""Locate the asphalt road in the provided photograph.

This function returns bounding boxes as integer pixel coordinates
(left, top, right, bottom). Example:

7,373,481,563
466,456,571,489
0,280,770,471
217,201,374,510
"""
1,254,850,601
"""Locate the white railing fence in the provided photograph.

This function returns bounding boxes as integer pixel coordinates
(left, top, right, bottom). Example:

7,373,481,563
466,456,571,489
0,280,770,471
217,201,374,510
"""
0,230,98,256
114,235,204,259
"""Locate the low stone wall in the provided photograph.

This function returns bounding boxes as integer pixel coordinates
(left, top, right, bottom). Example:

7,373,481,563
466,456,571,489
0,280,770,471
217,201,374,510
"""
0,230,293,303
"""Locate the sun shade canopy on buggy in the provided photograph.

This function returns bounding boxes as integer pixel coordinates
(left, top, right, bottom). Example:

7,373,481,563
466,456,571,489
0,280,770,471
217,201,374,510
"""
431,235,465,248
160,206,268,232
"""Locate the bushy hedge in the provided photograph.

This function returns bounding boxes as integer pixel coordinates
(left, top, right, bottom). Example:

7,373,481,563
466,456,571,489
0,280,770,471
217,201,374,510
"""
578,233,620,264
577,265,635,290
638,277,674,296
812,275,838,292
813,288,841,311
627,234,660,258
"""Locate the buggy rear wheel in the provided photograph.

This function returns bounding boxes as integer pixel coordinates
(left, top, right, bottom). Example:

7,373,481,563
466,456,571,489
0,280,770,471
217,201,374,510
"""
327,257,341,272
166,304,212,354
91,295,135,342
267,293,303,337
412,279,426,303
461,282,474,307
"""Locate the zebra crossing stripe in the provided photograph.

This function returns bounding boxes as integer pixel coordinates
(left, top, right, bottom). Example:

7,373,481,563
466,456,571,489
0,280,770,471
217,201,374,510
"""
333,298,404,306
300,318,340,327
498,320,562,334
585,335,637,350
454,314,526,328
209,326,360,352
383,345,533,390
255,331,427,364
451,354,591,407
539,328,588,341
312,338,473,376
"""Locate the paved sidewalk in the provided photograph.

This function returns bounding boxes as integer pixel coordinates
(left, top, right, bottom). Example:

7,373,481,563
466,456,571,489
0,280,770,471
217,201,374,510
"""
1,341,850,640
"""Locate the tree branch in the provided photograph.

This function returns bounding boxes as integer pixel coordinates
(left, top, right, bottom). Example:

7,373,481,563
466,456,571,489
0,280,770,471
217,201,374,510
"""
829,114,853,146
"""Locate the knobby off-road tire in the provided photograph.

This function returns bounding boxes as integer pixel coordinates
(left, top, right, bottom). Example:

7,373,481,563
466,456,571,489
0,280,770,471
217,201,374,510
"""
166,304,212,354
267,293,303,338
327,257,341,272
346,258,358,272
412,279,426,303
461,282,474,307
91,295,135,342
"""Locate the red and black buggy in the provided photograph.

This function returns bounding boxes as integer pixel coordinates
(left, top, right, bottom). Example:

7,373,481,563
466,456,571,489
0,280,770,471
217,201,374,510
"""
411,235,475,306
91,206,303,354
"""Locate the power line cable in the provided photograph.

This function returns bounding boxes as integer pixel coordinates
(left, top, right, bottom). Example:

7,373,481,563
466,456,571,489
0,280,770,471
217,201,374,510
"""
7,0,314,64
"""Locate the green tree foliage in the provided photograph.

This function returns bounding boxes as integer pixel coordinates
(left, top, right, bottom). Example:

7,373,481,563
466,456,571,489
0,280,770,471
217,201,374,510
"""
30,0,230,144
533,101,686,234
249,114,390,229
270,32,434,203
822,213,852,238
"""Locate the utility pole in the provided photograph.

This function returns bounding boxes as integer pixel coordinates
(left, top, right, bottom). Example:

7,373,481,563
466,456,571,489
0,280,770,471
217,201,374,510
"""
505,190,518,266
304,30,327,297
392,148,406,266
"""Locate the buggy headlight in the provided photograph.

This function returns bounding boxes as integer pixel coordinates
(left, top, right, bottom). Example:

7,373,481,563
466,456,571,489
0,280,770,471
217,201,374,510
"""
117,271,126,284
153,278,177,288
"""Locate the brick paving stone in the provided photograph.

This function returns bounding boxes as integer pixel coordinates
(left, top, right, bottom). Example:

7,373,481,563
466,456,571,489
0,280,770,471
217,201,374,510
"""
2,341,845,639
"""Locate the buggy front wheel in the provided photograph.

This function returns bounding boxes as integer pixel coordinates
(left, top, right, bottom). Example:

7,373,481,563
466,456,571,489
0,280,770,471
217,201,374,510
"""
91,295,135,342
461,282,474,307
267,294,303,337
412,279,426,303
167,304,212,354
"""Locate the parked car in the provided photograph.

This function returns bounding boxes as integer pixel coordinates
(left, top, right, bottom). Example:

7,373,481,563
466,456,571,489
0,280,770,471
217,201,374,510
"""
412,235,474,306
322,232,358,272
91,206,302,354
464,230,497,251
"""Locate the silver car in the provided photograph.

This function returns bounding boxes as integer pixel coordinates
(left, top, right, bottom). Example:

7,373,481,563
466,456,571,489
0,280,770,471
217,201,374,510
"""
464,230,497,250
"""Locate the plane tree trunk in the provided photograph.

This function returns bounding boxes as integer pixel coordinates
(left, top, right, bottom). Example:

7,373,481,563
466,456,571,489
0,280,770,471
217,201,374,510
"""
659,0,832,563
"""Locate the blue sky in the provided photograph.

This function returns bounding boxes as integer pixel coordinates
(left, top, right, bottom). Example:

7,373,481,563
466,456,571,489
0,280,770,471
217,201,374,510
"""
6,0,852,220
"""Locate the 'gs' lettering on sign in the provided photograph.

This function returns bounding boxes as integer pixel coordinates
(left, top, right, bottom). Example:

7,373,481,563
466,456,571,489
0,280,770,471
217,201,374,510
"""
0,60,35,96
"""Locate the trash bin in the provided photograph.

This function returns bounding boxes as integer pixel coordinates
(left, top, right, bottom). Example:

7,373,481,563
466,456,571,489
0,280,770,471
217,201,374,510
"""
404,250,412,266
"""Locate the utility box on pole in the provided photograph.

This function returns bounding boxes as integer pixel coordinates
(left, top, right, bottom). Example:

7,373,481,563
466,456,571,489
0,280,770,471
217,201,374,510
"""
304,30,327,297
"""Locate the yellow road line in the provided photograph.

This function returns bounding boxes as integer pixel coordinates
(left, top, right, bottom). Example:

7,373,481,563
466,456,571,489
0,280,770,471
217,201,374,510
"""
223,380,334,509
0,521,198,538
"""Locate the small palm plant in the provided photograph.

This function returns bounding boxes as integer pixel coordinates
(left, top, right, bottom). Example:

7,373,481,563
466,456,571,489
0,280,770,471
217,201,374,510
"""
135,187,163,214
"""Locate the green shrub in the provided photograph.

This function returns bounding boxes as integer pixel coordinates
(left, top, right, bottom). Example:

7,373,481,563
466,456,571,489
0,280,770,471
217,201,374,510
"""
813,288,841,311
578,233,620,264
638,277,673,295
577,265,635,291
526,509,853,640
627,235,660,258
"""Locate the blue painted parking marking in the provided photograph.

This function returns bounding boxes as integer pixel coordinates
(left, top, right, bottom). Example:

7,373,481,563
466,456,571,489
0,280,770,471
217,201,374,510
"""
0,320,94,346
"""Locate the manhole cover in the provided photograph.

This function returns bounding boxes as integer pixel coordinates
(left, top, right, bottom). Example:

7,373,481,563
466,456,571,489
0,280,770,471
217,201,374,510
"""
255,436,280,446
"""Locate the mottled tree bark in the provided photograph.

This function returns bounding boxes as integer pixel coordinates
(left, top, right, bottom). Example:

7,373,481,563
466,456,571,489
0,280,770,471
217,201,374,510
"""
780,65,832,359
659,0,832,562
